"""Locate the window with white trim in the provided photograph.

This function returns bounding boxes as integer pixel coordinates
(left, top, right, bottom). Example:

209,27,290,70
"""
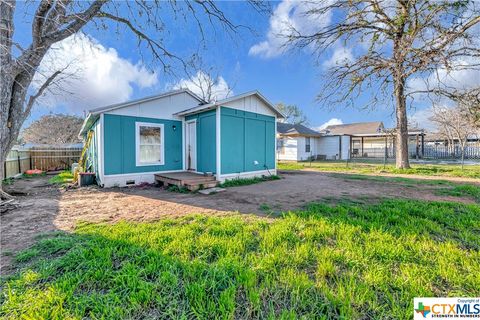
277,138,286,154
136,122,164,166
305,137,311,153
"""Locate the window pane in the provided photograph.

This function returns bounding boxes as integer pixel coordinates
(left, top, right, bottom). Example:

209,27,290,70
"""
140,126,161,144
140,145,161,163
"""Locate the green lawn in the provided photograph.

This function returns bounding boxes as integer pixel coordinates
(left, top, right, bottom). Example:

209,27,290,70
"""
1,199,479,319
278,160,480,179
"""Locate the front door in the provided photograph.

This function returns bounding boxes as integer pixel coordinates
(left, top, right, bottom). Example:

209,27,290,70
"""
186,121,197,171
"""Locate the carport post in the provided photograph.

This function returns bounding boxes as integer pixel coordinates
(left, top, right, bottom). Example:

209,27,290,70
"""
383,135,387,169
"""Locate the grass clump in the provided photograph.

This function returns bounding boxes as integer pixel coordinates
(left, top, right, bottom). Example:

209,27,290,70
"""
2,178,14,185
1,199,479,319
48,171,74,184
166,185,190,193
22,172,46,178
220,175,280,188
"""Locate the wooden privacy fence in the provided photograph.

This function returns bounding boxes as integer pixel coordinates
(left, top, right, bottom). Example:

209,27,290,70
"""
4,148,31,179
4,146,82,179
29,146,82,171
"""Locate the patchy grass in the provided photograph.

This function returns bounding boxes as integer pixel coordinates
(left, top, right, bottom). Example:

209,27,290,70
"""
48,171,74,185
436,184,480,202
335,173,452,186
335,173,480,202
219,175,280,188
1,199,479,319
278,160,480,179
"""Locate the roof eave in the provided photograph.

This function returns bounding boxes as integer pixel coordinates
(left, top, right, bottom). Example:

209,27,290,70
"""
175,91,285,118
88,89,205,115
78,113,99,139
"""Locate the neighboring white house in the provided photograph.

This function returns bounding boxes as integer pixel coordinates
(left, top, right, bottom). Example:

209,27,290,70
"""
322,122,425,158
277,121,426,161
276,123,350,160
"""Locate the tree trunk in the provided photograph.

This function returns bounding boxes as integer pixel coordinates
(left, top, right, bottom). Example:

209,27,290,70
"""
0,1,15,200
394,75,410,169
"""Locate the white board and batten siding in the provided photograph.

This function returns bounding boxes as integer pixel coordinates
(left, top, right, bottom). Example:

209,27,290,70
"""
316,135,351,160
296,136,320,161
221,95,277,117
277,137,298,161
104,92,200,120
340,136,351,160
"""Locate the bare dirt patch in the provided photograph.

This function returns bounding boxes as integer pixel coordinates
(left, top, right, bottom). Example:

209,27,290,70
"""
1,171,475,274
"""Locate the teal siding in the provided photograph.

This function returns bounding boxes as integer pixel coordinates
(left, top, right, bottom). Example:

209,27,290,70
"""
220,107,275,174
103,114,182,175
186,109,216,173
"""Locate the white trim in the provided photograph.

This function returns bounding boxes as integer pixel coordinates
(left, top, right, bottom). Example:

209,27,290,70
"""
101,170,184,188
215,106,221,179
103,169,184,178
274,120,277,170
89,89,204,115
218,169,277,182
99,113,105,184
182,118,186,171
174,90,284,118
135,122,165,167
185,119,197,171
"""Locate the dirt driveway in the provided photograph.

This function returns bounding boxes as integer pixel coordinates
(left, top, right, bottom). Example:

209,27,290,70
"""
1,170,475,274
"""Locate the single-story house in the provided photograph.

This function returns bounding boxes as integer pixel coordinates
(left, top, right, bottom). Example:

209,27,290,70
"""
277,121,426,160
79,89,283,187
276,123,349,160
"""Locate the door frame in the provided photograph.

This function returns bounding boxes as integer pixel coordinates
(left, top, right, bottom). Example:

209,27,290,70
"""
185,119,197,171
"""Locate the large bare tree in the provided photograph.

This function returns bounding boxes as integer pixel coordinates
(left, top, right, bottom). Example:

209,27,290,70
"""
285,0,480,168
0,0,263,199
173,60,235,103
21,114,84,145
275,103,309,125
430,103,478,168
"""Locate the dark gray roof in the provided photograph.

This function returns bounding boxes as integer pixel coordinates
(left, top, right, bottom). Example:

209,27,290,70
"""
277,123,322,137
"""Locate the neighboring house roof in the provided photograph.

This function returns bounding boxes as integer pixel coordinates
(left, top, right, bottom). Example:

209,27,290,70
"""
174,90,285,118
277,123,322,137
323,121,384,136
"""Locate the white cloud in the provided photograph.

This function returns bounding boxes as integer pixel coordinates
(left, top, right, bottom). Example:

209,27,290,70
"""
322,47,354,69
170,71,232,102
316,118,343,130
407,58,480,101
409,107,437,132
249,0,332,58
32,33,158,114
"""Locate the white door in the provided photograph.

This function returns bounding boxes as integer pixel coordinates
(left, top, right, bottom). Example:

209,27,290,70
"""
186,121,197,171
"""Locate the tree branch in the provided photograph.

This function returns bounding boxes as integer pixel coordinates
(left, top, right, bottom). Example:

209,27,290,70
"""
24,70,62,120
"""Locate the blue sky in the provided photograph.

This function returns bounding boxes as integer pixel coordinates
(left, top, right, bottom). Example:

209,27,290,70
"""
15,1,476,130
